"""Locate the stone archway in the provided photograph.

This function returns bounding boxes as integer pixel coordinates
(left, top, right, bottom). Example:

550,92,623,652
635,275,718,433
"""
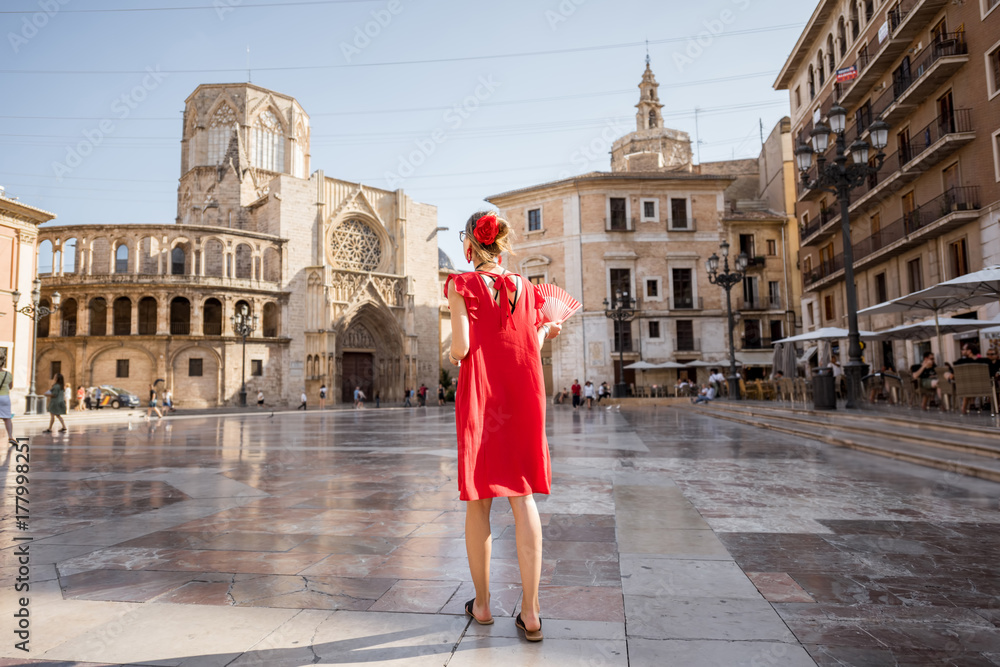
334,303,403,404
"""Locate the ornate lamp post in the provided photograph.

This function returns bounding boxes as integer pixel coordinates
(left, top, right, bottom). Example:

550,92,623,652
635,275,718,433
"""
795,106,889,408
706,241,748,400
11,279,61,415
229,304,258,407
603,289,637,399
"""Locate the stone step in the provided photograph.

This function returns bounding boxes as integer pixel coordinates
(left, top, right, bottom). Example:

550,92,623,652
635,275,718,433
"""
699,405,1000,484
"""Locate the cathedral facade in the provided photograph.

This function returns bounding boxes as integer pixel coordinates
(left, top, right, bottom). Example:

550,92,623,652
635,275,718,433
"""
35,83,440,407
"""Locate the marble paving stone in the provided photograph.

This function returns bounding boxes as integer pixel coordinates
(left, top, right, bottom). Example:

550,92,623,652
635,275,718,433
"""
627,638,817,667
118,531,314,553
438,581,523,618
450,637,628,666
157,549,328,576
40,603,298,666
746,572,817,603
623,595,798,642
57,547,179,577
0,596,143,658
296,554,389,578
619,528,732,559
0,543,99,567
367,579,461,613
59,569,198,602
620,558,762,600
550,558,622,587
528,586,625,622
464,618,626,640
288,534,400,555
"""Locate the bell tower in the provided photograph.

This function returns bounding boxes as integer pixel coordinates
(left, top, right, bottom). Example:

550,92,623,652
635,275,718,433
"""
635,55,664,131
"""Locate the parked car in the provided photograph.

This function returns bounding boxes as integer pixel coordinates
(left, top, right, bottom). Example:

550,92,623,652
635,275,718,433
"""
89,385,140,409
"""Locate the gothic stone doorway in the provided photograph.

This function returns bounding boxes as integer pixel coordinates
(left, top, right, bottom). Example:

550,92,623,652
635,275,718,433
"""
342,352,374,403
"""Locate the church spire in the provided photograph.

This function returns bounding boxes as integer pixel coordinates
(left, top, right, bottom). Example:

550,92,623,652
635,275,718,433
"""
635,59,664,132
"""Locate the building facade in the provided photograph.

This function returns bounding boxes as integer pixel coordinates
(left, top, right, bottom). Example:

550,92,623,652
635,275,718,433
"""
36,83,440,407
0,192,55,412
776,0,1000,367
487,63,804,392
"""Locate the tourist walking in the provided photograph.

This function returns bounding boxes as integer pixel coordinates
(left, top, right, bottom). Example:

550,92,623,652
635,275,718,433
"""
403,387,412,407
164,388,176,413
438,383,446,406
418,383,428,407
319,384,327,410
257,390,265,408
93,386,103,410
583,380,595,409
375,390,380,408
75,385,86,411
445,210,561,641
43,373,68,433
0,364,17,445
353,386,366,409
570,379,581,409
146,384,163,421
297,391,307,410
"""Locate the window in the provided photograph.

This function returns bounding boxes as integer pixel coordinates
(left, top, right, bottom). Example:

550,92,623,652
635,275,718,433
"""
50,361,61,378
60,298,77,336
641,198,659,222
189,358,203,377
949,238,969,278
987,0,1000,19
648,110,656,129
253,110,284,172
794,87,801,109
770,320,784,342
610,269,631,304
993,129,1000,183
113,297,131,336
807,302,816,328
646,279,659,298
115,245,129,274
739,234,756,258
648,321,661,339
824,294,835,321
744,319,762,348
527,208,542,232
864,0,874,21
768,281,781,309
838,18,847,57
743,276,759,307
262,302,279,337
116,359,129,378
89,298,107,336
251,360,263,376
990,43,1000,99
850,3,860,39
170,297,191,336
818,51,826,86
138,297,157,335
907,257,924,292
676,320,695,351
669,198,689,229
528,275,545,285
875,272,888,303
203,298,223,336
171,247,185,275
943,161,960,194
766,239,777,256
856,99,872,133
608,198,628,230
897,128,911,163
672,268,694,309
803,255,813,275
613,320,633,353
808,65,816,99
931,18,947,43
208,104,237,164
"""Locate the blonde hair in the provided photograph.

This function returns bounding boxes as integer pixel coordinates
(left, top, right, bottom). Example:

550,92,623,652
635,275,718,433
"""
465,210,515,263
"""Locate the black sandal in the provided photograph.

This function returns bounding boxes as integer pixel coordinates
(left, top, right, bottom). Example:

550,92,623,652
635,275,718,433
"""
464,599,493,625
42,429,52,433
515,613,543,642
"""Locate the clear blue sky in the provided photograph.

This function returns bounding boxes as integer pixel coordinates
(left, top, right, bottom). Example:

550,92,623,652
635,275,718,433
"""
1,0,815,269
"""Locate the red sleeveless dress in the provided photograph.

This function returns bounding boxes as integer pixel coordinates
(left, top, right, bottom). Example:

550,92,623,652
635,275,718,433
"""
444,271,552,501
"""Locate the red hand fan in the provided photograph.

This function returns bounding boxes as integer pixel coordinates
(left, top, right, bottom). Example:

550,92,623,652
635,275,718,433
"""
535,284,581,324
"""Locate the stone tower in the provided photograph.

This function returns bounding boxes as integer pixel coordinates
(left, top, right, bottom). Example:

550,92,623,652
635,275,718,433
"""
611,60,693,173
176,83,311,230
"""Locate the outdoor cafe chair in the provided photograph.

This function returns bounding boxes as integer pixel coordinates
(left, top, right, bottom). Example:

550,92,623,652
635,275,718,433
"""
952,363,998,415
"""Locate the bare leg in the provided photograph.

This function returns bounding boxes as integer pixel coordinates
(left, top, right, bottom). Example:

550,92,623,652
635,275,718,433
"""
509,494,542,631
3,418,14,441
465,497,493,623
47,414,55,430
56,415,66,429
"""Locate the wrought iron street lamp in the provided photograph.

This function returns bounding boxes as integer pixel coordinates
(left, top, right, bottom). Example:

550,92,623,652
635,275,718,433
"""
11,279,61,415
706,241,748,400
795,105,889,408
229,304,258,407
603,289,637,398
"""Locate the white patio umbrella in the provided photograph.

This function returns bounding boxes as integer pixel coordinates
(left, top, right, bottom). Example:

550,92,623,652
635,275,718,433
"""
859,286,997,357
877,317,997,341
652,361,688,369
928,265,1000,299
624,360,659,389
773,327,881,344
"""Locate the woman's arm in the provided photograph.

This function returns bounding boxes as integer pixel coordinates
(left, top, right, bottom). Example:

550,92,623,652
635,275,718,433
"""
448,284,470,365
537,321,562,348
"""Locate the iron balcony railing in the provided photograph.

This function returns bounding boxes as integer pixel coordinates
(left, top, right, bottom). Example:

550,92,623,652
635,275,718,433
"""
739,296,782,311
899,109,972,164
671,296,704,310
741,337,773,350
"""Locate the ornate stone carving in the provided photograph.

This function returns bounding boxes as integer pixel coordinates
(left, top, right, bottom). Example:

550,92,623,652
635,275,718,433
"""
343,323,375,350
329,219,382,271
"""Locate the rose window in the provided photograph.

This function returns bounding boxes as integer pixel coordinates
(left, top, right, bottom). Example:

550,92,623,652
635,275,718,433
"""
329,219,382,271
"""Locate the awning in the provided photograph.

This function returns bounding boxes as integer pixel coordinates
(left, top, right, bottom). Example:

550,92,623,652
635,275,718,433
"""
798,346,818,365
735,350,775,366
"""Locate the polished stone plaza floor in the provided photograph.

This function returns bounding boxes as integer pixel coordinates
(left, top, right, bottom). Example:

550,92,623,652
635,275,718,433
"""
2,405,999,666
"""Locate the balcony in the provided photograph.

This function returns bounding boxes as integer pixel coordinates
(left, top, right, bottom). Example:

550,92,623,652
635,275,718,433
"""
41,273,283,292
834,0,951,109
872,33,968,124
671,296,704,310
745,256,766,268
898,109,974,172
675,339,701,353
801,202,843,246
612,339,635,353
668,218,697,231
741,337,773,350
605,217,634,232
739,296,782,311
803,186,980,289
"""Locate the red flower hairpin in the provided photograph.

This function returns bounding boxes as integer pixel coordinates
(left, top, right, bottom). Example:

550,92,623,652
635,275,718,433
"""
473,213,499,246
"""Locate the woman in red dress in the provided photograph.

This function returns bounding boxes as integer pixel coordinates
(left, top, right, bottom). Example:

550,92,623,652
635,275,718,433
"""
446,211,561,642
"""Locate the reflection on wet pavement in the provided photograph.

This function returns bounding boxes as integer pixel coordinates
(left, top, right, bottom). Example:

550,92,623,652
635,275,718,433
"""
1,406,998,665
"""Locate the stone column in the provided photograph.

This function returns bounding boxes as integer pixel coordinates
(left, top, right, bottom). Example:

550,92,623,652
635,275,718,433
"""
192,298,202,336
106,296,115,335
129,298,138,336
77,296,90,336
157,297,170,336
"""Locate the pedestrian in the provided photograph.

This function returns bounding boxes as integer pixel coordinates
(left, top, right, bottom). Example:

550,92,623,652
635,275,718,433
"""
0,362,17,445
146,383,163,421
403,387,412,407
257,389,265,408
43,373,68,433
93,385,102,410
164,387,176,413
76,385,86,411
319,384,327,410
418,383,428,407
375,390,380,408
65,384,71,412
84,388,93,411
445,210,561,641
438,383,446,406
358,387,366,408
570,379,581,409
691,383,716,404
596,382,606,403
297,391,307,410
353,386,363,409
583,380,595,409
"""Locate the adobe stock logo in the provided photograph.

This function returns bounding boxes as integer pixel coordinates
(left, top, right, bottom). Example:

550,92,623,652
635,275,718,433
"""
673,0,752,73
7,0,71,54
339,0,405,63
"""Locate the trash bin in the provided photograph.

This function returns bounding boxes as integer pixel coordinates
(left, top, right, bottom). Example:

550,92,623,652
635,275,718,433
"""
812,367,836,410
